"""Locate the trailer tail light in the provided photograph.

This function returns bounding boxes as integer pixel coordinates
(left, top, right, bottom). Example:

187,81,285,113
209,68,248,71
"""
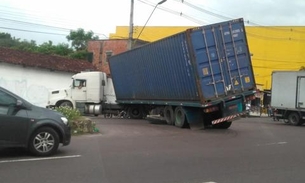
204,106,219,113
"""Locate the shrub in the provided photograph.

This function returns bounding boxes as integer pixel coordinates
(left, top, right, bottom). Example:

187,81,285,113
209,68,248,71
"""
55,106,99,134
55,106,81,121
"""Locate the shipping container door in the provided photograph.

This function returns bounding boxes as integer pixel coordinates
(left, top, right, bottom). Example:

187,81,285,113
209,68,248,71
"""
190,19,254,101
297,76,305,109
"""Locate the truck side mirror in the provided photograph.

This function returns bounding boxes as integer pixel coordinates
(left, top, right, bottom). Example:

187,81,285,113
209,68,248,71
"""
102,80,105,86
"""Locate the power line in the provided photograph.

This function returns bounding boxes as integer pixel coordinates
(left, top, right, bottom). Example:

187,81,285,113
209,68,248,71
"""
0,26,67,36
0,5,83,29
0,6,109,38
137,0,207,25
174,0,305,35
173,0,233,21
138,0,305,42
0,17,71,32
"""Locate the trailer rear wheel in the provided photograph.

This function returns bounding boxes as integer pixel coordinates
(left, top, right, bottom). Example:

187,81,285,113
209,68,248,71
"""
164,106,175,125
128,106,143,119
174,106,188,128
288,112,302,126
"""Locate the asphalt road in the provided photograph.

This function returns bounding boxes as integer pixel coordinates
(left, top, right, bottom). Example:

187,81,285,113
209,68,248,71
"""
1,116,305,183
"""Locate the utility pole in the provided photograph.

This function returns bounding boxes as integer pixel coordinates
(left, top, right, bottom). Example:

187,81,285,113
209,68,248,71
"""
133,0,167,47
128,0,134,50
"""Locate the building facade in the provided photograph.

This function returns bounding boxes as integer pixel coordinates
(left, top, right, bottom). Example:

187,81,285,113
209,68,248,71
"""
0,47,96,107
87,39,148,76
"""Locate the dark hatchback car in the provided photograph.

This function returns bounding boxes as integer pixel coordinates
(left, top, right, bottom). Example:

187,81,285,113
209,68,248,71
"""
0,86,71,156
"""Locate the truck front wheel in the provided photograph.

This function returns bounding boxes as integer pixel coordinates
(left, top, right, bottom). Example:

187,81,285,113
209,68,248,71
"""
59,101,73,108
288,112,302,126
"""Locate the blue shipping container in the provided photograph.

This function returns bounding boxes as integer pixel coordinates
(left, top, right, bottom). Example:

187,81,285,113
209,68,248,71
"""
109,18,256,107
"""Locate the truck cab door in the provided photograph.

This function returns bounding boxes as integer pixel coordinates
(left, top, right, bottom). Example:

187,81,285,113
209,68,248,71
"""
297,76,305,109
71,79,87,101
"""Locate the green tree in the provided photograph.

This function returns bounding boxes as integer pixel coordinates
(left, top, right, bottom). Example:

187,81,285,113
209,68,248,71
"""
36,41,54,54
12,40,37,52
68,50,89,60
0,30,93,60
53,43,73,56
36,41,72,56
66,28,99,51
0,32,19,47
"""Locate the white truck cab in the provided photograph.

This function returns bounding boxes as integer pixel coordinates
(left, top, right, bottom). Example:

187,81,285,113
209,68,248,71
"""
47,71,120,116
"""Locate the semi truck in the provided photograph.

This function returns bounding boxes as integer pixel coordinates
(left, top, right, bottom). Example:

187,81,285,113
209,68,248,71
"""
271,71,305,125
47,18,256,129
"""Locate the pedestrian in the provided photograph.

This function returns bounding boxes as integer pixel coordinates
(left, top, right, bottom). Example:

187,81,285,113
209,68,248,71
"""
267,104,272,117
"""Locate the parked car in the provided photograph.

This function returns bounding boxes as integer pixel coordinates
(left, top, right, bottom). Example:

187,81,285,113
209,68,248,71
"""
0,86,71,156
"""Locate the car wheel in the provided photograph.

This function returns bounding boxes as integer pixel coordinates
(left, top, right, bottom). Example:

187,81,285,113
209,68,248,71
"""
29,127,60,156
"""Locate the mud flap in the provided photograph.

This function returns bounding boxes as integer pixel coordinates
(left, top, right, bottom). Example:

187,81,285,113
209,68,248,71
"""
183,107,205,130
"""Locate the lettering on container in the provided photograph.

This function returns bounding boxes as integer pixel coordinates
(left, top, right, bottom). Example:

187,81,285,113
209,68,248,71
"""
202,68,209,76
181,41,192,77
223,28,241,37
245,76,250,83
226,84,232,92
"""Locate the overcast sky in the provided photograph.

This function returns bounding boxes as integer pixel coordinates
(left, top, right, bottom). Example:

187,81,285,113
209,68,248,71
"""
0,0,304,45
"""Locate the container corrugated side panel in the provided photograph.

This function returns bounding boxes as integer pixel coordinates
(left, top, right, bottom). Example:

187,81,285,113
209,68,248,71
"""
109,32,200,103
189,18,256,101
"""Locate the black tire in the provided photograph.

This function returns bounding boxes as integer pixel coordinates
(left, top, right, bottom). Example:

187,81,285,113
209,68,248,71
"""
59,101,73,108
128,106,143,119
174,106,188,128
164,106,175,125
104,113,112,118
288,112,302,126
28,127,60,156
212,121,232,129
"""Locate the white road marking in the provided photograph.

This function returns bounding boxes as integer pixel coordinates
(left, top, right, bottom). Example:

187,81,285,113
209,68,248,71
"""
203,182,217,183
257,141,288,146
0,155,81,164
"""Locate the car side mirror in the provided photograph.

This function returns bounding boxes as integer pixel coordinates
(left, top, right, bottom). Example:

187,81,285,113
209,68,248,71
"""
16,100,23,107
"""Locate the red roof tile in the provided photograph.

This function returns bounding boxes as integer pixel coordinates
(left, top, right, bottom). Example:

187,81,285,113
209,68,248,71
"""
0,47,96,73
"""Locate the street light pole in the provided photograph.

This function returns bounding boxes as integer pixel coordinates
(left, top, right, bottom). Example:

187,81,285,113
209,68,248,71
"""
128,0,134,50
132,0,167,48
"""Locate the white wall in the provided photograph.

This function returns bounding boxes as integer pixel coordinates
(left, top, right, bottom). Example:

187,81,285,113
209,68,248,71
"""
0,62,74,107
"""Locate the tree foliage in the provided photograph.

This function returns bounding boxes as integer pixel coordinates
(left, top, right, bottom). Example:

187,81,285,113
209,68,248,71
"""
36,41,73,56
0,28,98,60
66,28,99,51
